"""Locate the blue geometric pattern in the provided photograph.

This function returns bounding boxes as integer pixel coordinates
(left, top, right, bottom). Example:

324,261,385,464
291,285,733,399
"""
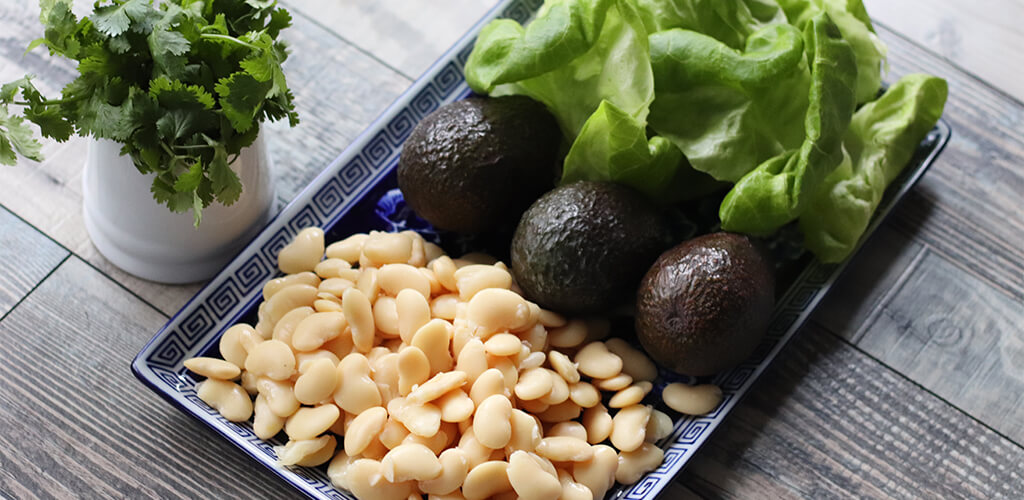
130,0,951,498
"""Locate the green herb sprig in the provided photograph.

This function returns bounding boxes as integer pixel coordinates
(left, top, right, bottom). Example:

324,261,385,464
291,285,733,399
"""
0,0,298,225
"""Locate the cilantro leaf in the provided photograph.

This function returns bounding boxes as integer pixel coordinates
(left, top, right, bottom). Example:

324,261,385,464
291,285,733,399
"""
24,106,74,141
266,8,292,39
0,109,44,163
174,161,204,192
215,71,271,132
92,0,156,37
149,77,215,110
148,28,191,79
39,0,80,57
207,142,242,205
77,94,134,141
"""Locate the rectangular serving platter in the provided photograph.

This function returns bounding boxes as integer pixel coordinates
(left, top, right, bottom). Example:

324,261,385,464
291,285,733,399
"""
131,0,952,498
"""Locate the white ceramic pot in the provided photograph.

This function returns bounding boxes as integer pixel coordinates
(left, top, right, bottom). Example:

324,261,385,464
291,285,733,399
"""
82,136,276,284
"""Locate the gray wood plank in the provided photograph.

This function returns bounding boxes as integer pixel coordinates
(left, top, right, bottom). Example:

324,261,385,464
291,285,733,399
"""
281,0,495,79
0,257,295,499
0,0,408,315
864,0,1024,103
678,325,1024,499
0,206,68,317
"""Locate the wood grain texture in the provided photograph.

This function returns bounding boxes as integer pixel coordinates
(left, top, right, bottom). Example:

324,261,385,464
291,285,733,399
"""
281,0,495,79
0,206,68,317
0,257,295,499
678,325,1024,499
864,0,1024,103
0,0,409,315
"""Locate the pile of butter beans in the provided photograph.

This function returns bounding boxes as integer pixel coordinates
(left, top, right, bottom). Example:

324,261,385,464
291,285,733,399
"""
186,227,723,500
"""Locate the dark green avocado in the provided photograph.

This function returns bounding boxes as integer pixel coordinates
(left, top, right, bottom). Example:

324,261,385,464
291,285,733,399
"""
511,181,674,315
397,95,561,234
635,232,774,376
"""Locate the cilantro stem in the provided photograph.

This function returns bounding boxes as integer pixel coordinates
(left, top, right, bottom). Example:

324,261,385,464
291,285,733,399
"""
199,33,259,51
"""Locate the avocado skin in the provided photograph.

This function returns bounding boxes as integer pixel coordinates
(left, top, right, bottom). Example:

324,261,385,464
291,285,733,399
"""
635,232,774,376
397,96,561,234
511,181,674,315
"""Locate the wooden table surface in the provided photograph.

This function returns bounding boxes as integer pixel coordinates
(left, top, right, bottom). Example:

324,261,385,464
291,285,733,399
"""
1,1,1022,498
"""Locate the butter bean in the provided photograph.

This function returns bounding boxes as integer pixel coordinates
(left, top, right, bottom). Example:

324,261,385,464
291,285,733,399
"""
536,436,593,462
466,288,531,335
609,381,653,408
355,266,380,302
253,394,285,440
646,409,674,443
318,277,355,298
342,288,375,353
518,398,550,414
582,404,613,444
184,357,240,380
515,367,553,401
575,342,623,379
662,383,723,415
379,416,411,450
240,370,259,395
557,469,593,500
540,369,570,405
285,404,340,440
403,421,454,455
569,382,601,408
457,428,495,470
381,443,443,482
538,309,567,328
196,378,252,421
294,358,339,405
483,333,522,357
411,319,453,375
256,377,301,417
314,258,353,280
453,265,511,301
326,233,368,264
321,331,355,360
381,264,432,300
398,346,431,396
396,402,442,438
276,434,336,467
334,353,381,414
429,293,459,320
219,324,256,368
572,445,618,499
396,288,431,343
548,319,587,349
604,337,658,382
595,373,633,391
278,227,325,274
291,312,346,352
262,284,318,328
263,272,321,300
295,350,340,373
327,450,357,490
245,339,296,381
419,266,443,296
362,232,414,267
520,323,548,352
373,296,400,336
547,350,580,384
419,448,469,496
346,458,416,500
610,404,651,452
343,406,388,455
462,461,513,500
616,442,664,484
508,451,562,500
519,351,547,370
469,368,507,407
537,400,581,423
547,421,587,441
436,388,474,423
455,339,487,384
505,409,542,454
314,298,343,313
271,306,314,347
431,256,458,292
488,356,518,394
473,395,512,449
408,371,468,406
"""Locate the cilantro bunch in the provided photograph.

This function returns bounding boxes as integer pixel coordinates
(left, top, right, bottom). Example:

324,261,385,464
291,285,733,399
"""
0,0,298,225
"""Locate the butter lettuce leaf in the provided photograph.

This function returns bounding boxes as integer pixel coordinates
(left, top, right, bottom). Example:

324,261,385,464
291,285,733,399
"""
647,21,810,182
800,74,947,262
719,13,858,235
633,0,787,49
466,0,653,136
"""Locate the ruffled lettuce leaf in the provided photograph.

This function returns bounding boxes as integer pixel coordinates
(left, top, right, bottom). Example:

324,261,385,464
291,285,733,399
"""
800,74,947,262
719,13,858,235
633,0,787,49
776,0,886,103
466,0,653,136
647,22,810,182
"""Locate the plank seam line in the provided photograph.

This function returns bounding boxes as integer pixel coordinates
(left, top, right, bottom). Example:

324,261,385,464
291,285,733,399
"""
281,1,416,82
0,202,170,320
0,253,70,325
849,242,930,344
872,18,1024,108
817,321,1024,452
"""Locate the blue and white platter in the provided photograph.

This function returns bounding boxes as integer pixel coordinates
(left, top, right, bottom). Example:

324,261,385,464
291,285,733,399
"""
131,0,951,498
